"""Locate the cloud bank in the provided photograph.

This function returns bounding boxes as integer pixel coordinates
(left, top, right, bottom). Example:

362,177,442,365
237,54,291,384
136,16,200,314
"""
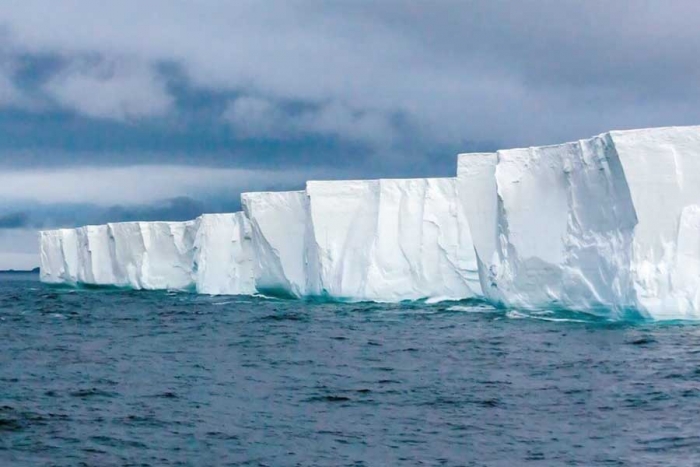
0,1,699,268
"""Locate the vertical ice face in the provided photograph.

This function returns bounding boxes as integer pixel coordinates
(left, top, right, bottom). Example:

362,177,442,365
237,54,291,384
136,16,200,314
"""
457,136,638,314
456,153,501,303
40,229,80,284
76,224,115,285
306,178,481,302
108,222,148,288
40,221,199,290
306,180,379,299
193,213,255,295
137,221,198,290
610,126,700,318
457,125,700,319
241,191,316,298
109,221,198,290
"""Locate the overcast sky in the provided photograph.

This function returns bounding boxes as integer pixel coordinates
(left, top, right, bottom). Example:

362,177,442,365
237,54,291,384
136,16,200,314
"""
1,1,700,268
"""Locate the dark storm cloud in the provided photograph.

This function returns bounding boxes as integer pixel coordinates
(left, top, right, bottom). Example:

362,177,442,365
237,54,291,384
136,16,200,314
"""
0,211,29,228
0,1,698,269
101,197,210,223
0,196,238,231
0,0,697,174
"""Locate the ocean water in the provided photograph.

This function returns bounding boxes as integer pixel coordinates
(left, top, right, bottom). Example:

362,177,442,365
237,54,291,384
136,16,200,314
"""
2,275,700,466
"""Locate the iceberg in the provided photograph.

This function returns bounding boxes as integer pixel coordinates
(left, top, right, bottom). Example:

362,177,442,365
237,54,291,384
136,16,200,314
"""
306,178,482,301
457,125,700,319
40,124,700,319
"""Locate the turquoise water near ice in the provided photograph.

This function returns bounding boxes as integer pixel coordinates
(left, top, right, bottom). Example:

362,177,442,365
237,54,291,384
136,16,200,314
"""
2,273,700,466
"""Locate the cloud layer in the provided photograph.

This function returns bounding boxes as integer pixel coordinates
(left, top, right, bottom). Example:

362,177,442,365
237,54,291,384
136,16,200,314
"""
0,1,699,268
1,1,699,153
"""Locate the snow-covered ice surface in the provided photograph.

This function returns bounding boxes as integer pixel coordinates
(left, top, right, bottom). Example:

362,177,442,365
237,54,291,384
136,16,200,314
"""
457,125,700,320
193,213,256,296
306,178,482,302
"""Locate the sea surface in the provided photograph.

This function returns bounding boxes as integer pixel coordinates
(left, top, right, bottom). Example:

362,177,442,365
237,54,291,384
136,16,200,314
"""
2,274,700,466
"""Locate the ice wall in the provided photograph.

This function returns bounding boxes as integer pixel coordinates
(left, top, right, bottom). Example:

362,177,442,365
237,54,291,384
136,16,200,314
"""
242,191,317,298
40,229,79,284
610,126,700,318
41,215,257,293
40,124,700,318
41,221,199,289
306,178,482,301
110,221,198,290
457,125,700,319
193,213,255,295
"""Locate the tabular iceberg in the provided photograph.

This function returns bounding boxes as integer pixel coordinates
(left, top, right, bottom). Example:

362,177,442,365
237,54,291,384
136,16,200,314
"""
457,125,700,319
40,124,700,319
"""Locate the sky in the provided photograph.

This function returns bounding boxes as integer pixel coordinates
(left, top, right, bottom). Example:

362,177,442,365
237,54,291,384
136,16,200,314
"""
1,1,700,269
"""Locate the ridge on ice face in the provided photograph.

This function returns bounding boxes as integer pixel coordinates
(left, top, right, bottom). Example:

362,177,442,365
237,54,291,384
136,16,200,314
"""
40,214,256,294
193,213,256,295
40,229,79,284
610,126,700,318
241,191,316,298
41,221,199,290
306,178,482,301
457,125,700,319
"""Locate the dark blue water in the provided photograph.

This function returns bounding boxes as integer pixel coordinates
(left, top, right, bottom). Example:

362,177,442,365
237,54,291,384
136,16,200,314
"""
3,275,700,466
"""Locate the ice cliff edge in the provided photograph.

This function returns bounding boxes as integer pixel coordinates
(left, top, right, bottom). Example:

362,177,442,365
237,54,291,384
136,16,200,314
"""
457,125,700,319
40,125,700,319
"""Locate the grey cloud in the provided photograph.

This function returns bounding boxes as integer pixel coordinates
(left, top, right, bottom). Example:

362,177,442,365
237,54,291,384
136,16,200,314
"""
0,196,236,231
0,1,697,159
223,96,396,146
100,196,209,223
0,211,29,228
43,57,173,121
0,164,345,205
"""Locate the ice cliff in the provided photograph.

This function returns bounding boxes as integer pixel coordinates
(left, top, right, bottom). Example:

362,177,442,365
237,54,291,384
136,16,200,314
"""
193,213,256,295
239,179,481,301
457,125,700,319
241,191,317,298
40,214,255,294
40,125,700,319
305,178,481,301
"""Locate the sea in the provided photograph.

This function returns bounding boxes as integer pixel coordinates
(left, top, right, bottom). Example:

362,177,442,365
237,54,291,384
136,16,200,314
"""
2,273,700,466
